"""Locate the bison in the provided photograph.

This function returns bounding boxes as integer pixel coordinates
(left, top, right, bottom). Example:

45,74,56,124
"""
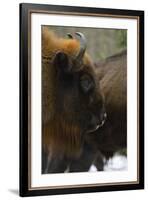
69,50,127,172
95,50,127,159
42,27,107,173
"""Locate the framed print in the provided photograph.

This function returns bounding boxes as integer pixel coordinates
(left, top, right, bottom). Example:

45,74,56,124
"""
19,3,144,197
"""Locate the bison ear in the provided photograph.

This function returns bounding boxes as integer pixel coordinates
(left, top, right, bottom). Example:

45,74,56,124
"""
53,51,72,73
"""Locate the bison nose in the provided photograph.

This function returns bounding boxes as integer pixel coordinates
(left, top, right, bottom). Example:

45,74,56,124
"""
90,114,99,127
100,112,107,123
87,113,106,133
98,112,107,127
90,112,106,126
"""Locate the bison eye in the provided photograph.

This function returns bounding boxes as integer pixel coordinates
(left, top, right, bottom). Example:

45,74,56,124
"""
80,74,95,94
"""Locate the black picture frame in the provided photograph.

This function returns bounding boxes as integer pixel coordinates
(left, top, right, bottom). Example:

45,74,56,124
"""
19,3,144,197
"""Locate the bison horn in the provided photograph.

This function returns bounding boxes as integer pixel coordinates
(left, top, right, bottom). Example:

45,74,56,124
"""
75,32,87,61
67,33,73,39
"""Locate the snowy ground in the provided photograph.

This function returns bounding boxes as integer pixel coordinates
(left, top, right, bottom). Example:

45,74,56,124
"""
89,154,127,172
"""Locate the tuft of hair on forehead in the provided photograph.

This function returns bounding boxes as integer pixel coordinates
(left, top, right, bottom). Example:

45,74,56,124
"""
42,27,80,58
42,27,94,157
42,27,93,66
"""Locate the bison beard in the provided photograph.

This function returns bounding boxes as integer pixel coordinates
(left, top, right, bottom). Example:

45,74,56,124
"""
43,115,82,157
42,115,82,174
42,27,126,173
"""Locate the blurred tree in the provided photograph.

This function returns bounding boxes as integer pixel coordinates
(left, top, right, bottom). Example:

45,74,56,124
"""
116,29,127,49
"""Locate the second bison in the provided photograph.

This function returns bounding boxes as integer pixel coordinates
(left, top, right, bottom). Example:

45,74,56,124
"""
69,50,127,172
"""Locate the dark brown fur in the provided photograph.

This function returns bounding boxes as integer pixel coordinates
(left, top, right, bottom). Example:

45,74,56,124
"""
90,50,127,159
42,27,126,173
42,27,106,172
69,50,127,172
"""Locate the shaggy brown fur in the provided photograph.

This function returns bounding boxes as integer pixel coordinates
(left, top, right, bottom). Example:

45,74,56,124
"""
94,50,127,158
42,27,102,158
42,115,82,156
41,28,126,173
69,50,127,172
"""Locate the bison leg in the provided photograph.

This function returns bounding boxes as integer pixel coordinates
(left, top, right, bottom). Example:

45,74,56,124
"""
69,142,105,172
42,149,69,174
93,151,105,171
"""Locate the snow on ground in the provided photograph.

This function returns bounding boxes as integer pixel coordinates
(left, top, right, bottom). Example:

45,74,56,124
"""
89,154,127,172
104,154,127,171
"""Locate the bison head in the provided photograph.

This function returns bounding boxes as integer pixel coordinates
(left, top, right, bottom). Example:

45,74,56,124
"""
53,32,107,136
